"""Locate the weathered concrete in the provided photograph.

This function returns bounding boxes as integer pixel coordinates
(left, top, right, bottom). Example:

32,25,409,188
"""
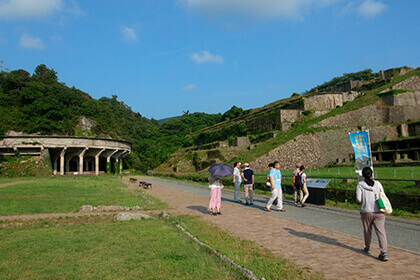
280,109,302,131
391,75,420,91
303,92,360,111
382,91,420,106
0,135,131,175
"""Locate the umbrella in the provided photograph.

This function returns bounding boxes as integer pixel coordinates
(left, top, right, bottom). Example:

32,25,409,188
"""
208,163,234,177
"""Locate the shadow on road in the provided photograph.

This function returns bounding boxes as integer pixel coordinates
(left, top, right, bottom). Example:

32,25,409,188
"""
186,205,209,214
283,227,376,259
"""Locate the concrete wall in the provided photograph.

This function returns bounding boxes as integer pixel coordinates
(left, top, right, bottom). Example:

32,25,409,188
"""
312,104,389,128
391,75,420,91
303,92,360,111
382,91,420,106
232,137,251,147
280,109,302,131
380,67,413,80
329,81,364,92
304,94,344,111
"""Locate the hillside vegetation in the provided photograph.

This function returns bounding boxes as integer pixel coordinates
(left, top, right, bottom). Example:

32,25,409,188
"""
0,65,223,171
1,65,418,173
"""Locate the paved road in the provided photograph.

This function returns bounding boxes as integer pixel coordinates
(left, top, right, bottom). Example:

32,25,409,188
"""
146,177,420,254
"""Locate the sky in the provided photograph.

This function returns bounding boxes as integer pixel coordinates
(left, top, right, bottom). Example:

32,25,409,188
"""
0,0,419,120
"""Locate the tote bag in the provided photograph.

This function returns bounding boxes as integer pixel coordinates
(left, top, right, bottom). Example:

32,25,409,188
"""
375,183,392,214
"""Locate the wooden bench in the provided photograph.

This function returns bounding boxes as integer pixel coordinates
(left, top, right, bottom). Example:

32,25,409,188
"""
129,178,137,183
139,181,152,189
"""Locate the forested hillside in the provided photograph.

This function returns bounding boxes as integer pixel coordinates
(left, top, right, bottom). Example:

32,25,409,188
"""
0,64,223,171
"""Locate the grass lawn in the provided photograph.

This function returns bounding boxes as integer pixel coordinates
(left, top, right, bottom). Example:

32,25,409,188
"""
0,219,247,280
0,176,38,184
0,215,321,280
0,176,168,215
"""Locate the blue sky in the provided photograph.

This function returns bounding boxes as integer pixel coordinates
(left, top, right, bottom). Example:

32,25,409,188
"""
1,0,419,119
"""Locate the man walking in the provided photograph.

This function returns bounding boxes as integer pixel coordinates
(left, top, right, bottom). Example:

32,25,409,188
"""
232,162,242,203
241,163,254,205
265,161,285,212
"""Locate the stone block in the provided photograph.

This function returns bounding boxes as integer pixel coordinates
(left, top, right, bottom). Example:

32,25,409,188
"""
232,137,251,147
79,205,94,212
96,205,126,212
114,212,155,221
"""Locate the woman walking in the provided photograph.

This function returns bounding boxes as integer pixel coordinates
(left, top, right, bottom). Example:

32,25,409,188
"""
298,166,309,207
356,167,389,261
209,175,223,216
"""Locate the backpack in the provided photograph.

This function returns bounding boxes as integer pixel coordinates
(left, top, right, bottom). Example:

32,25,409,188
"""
294,173,303,190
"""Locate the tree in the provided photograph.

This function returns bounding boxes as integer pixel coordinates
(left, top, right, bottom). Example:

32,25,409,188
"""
33,64,58,83
221,105,244,121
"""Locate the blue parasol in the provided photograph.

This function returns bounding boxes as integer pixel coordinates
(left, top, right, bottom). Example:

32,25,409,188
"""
208,163,234,177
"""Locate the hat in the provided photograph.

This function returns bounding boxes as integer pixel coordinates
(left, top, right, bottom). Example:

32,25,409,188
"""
243,163,249,167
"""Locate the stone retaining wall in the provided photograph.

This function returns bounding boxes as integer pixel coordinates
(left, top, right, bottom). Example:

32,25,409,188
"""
250,125,398,171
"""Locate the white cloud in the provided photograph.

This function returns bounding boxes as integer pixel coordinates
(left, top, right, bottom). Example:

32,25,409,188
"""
183,84,197,91
190,51,224,64
0,0,63,19
19,33,45,49
121,26,138,42
357,0,387,18
180,0,337,21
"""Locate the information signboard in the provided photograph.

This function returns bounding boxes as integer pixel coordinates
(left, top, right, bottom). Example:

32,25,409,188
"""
306,179,331,189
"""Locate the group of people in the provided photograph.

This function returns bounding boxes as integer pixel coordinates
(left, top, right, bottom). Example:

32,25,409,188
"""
209,161,310,214
207,161,389,262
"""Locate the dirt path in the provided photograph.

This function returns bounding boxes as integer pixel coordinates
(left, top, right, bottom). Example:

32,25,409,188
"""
130,177,420,280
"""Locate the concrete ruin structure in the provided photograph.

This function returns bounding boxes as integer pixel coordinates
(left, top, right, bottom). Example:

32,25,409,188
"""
0,135,131,175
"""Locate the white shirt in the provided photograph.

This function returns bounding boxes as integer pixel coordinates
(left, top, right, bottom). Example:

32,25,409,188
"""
233,167,242,183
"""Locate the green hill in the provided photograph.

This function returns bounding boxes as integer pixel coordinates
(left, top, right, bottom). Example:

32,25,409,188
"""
1,64,418,174
0,64,222,171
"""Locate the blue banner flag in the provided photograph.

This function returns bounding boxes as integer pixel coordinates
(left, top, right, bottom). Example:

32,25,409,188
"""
349,131,372,174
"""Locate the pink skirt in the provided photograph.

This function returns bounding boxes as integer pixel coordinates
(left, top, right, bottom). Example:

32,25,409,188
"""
209,188,221,209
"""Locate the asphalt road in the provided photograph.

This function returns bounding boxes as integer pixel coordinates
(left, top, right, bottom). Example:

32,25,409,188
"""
145,177,420,254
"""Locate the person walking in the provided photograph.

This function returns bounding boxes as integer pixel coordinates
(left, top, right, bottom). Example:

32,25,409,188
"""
298,166,309,207
241,163,254,205
208,174,223,216
266,163,274,191
293,163,301,206
356,167,389,261
265,161,285,212
232,162,242,203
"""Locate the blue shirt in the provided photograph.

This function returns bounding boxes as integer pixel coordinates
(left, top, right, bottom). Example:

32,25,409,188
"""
269,169,282,189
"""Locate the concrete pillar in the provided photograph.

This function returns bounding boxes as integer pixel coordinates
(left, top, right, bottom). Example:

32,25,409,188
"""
400,124,409,137
53,156,58,175
60,148,67,175
95,149,105,176
105,150,119,173
79,148,88,175
115,159,120,174
119,158,123,174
